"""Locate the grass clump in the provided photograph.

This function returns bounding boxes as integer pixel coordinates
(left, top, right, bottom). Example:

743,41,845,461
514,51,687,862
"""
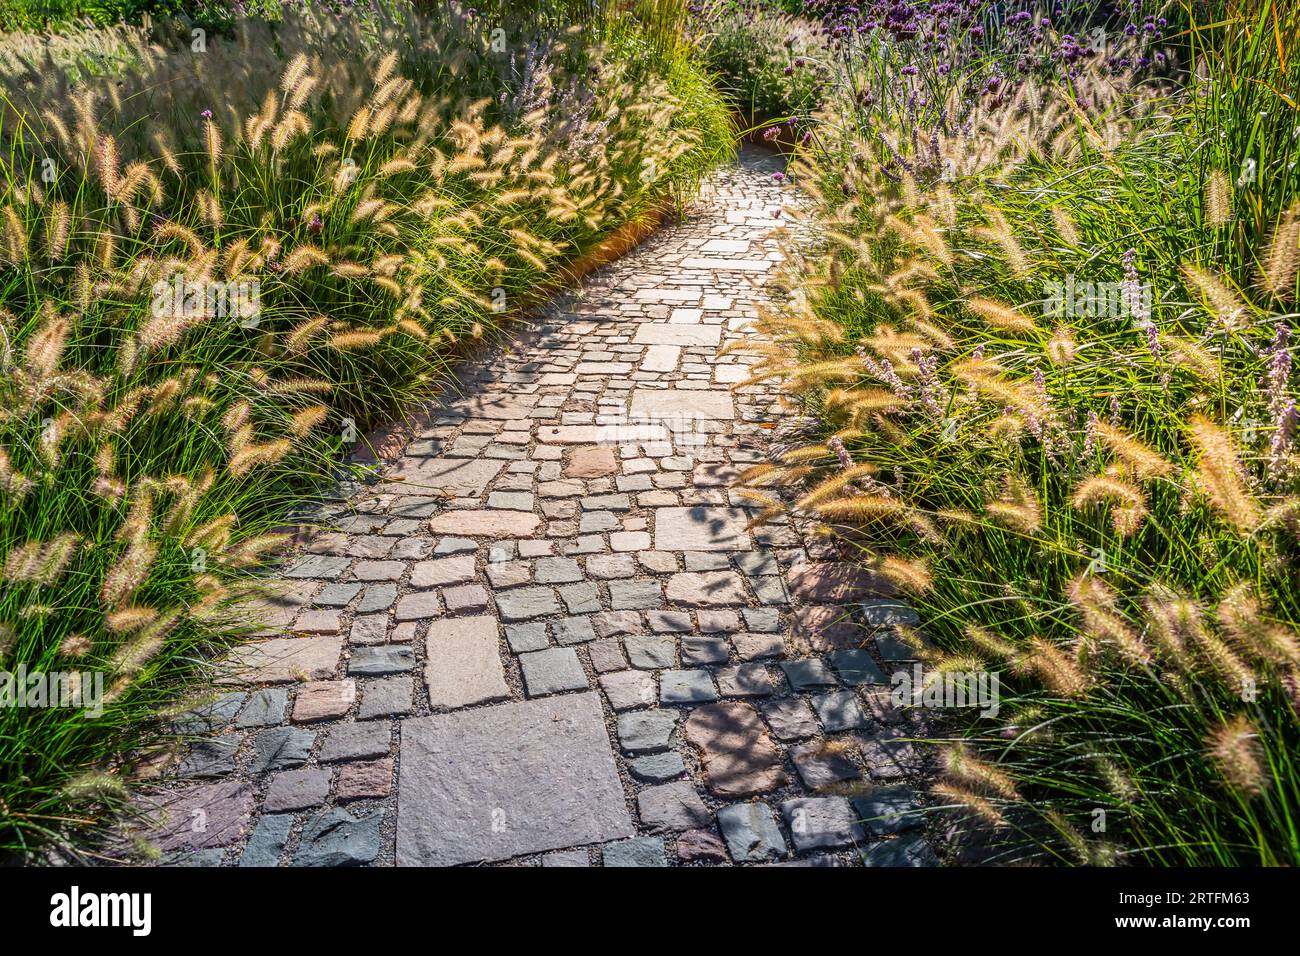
739,0,1300,865
0,0,733,856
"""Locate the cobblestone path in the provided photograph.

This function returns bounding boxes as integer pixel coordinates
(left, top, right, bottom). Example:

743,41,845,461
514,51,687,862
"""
145,146,941,868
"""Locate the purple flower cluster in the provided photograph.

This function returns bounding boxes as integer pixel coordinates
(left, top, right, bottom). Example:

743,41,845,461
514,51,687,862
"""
1264,323,1295,478
856,345,912,399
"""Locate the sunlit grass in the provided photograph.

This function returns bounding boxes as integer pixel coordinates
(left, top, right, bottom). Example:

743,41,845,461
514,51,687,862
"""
0,0,733,855
723,0,1300,865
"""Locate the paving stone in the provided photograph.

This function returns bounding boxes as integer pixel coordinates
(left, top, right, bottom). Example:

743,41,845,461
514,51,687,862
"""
314,582,364,606
625,634,676,669
394,591,442,622
813,690,868,731
743,608,781,632
251,727,316,773
632,323,721,347
558,581,601,614
643,611,688,634
789,740,861,789
358,676,413,719
677,828,729,863
397,693,633,865
551,615,596,646
424,615,509,709
761,698,820,741
352,560,405,582
717,802,788,862
239,813,293,867
434,537,478,554
654,506,751,551
852,787,925,835
505,622,550,653
716,663,776,697
587,553,636,577
593,610,644,637
660,669,718,704
684,701,787,797
641,344,681,373
638,551,679,573
859,736,931,780
790,605,859,652
319,721,391,763
236,688,289,728
781,658,838,692
410,555,476,588
336,758,394,801
875,631,921,661
495,586,560,621
292,680,356,722
173,692,246,734
665,571,748,607
534,557,583,583
443,583,490,614
782,796,864,852
542,849,591,867
357,583,398,613
829,649,886,685
608,579,662,610
637,781,711,833
599,669,656,711
222,635,343,685
681,636,730,665
697,610,740,633
349,645,415,676
786,562,887,603
566,446,618,478
132,781,253,854
860,833,939,867
520,647,589,696
609,531,651,552
588,637,629,672
264,768,332,812
733,633,786,661
628,751,687,783
284,555,349,579
685,551,731,572
487,491,535,511
350,613,390,645
385,457,505,497
428,510,540,538
293,808,383,866
858,599,921,628
179,737,239,777
616,709,679,754
602,835,667,867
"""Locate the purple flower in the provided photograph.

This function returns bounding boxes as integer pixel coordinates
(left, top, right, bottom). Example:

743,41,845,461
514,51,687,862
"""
1270,402,1297,479
200,109,213,120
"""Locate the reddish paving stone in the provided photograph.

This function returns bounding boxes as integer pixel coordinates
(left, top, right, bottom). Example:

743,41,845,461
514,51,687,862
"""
135,781,254,852
677,828,729,863
221,635,343,685
684,701,788,797
565,446,618,478
337,758,394,801
428,510,540,538
788,605,860,653
786,562,891,603
292,680,356,723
